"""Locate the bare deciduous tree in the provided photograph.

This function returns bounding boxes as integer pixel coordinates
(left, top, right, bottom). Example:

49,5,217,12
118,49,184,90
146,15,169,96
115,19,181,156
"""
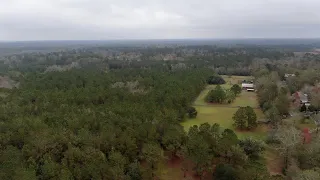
275,126,302,170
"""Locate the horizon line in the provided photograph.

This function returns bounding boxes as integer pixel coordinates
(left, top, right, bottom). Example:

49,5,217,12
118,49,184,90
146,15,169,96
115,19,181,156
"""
2,37,320,43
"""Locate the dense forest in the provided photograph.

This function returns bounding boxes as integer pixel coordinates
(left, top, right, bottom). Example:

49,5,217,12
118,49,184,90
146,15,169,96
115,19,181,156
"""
0,68,211,179
1,43,320,179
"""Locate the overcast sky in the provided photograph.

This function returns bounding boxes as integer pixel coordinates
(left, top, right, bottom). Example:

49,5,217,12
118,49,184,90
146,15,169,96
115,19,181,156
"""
1,0,320,41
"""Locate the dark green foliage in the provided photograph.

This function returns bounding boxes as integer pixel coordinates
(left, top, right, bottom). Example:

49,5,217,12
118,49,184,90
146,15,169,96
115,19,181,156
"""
206,86,238,104
127,161,142,180
245,106,258,129
308,105,317,112
220,129,239,156
0,45,295,179
228,145,248,166
214,164,237,180
206,85,227,103
255,74,279,109
233,107,247,130
142,143,162,177
0,146,37,180
108,151,127,179
226,90,236,104
230,84,242,95
0,68,212,179
265,106,281,127
185,128,211,176
233,106,257,130
239,138,265,159
219,129,241,164
161,125,185,157
206,75,226,85
275,92,290,115
183,124,242,178
262,101,272,112
187,106,198,118
300,103,307,112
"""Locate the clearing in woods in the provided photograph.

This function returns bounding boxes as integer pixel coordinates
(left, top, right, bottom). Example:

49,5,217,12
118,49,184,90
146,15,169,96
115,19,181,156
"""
163,76,278,180
181,75,267,139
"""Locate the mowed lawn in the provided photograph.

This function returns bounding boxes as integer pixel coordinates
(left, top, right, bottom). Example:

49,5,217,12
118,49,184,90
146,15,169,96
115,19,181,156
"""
194,88,258,108
182,75,267,139
194,75,257,107
181,106,266,139
232,91,259,107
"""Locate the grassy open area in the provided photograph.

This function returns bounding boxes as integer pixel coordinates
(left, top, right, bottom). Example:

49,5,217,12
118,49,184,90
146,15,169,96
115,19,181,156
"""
183,75,267,139
283,114,317,130
193,85,217,106
232,91,259,107
194,75,258,107
296,119,317,130
194,88,258,107
181,106,266,139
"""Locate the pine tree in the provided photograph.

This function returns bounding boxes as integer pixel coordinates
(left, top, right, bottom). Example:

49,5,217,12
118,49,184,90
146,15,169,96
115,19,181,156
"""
233,107,247,130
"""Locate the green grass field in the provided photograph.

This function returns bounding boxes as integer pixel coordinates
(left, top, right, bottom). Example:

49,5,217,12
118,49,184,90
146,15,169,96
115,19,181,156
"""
182,75,267,139
181,106,266,139
232,91,259,107
194,88,259,107
194,75,258,107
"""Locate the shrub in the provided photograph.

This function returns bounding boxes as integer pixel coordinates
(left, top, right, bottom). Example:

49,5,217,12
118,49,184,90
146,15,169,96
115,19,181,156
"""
207,75,226,85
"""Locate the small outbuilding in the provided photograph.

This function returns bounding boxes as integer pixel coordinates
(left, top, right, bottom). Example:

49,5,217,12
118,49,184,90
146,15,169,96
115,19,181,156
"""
241,83,254,90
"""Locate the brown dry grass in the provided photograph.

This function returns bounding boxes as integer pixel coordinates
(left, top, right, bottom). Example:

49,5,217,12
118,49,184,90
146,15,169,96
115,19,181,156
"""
264,148,284,176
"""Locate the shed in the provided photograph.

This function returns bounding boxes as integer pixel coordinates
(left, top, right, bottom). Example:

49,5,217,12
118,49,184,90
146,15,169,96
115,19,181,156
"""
241,83,254,89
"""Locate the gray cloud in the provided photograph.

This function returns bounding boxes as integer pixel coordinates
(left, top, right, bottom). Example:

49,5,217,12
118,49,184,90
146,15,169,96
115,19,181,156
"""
1,0,320,40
